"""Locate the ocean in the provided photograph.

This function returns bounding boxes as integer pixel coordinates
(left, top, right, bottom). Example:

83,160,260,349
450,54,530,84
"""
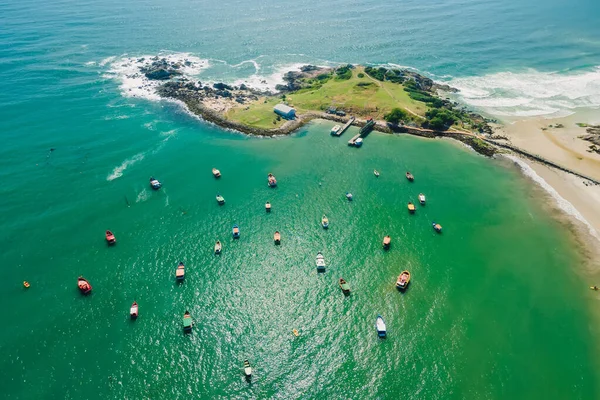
1,0,600,398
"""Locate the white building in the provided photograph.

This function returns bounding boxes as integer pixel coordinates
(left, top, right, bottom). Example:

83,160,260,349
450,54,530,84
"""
273,104,296,119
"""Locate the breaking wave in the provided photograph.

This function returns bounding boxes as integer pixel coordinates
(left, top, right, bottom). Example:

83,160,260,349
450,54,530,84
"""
107,152,145,181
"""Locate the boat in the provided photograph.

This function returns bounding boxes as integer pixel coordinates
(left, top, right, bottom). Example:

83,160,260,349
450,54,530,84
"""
433,222,442,233
396,270,411,290
405,172,414,182
376,315,386,338
316,252,326,272
216,194,225,205
292,329,299,337
176,262,185,281
267,173,277,187
354,137,363,147
383,235,391,249
183,311,193,333
345,192,353,201
591,286,599,291
274,231,281,244
265,201,271,212
105,230,116,245
321,215,329,229
408,202,416,213
232,224,240,238
130,301,138,319
23,281,30,288
339,278,350,294
330,124,341,135
78,276,92,295
374,170,380,177
244,360,252,378
149,177,162,190
418,193,426,205
214,240,222,254
212,168,221,178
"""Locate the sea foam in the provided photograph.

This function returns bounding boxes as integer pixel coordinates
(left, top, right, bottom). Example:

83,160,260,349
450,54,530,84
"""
107,152,145,181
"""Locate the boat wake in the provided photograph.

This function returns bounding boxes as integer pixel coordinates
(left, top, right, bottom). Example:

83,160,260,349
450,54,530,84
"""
107,152,145,181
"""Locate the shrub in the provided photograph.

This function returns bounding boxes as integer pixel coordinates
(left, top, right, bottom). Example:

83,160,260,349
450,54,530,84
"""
357,73,365,78
384,108,408,125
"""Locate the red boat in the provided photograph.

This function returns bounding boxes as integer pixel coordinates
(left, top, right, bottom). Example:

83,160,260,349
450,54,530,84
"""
105,230,116,244
78,276,92,294
130,301,138,319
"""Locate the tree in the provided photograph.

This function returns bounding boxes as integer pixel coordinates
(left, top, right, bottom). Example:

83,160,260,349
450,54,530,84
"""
384,108,408,125
428,117,446,130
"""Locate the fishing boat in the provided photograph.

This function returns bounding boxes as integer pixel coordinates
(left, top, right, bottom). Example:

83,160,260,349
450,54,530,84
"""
321,215,329,229
316,252,326,272
214,240,222,254
183,311,193,333
232,224,240,238
78,276,92,295
354,137,363,147
383,235,391,249
130,301,138,319
345,192,353,201
374,169,380,177
396,270,411,290
265,201,271,212
216,194,225,205
418,193,426,205
274,231,281,245
433,222,442,233
339,278,351,295
212,168,221,178
267,173,277,187
105,230,116,245
244,360,252,379
408,202,416,213
376,315,387,338
149,177,162,190
330,125,341,135
176,262,185,281
23,281,30,288
405,172,414,182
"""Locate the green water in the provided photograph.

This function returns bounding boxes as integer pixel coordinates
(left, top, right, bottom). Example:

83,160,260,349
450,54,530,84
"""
2,118,599,398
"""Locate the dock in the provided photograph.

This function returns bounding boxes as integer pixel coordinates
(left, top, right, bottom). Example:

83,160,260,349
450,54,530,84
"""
333,116,355,137
348,134,361,146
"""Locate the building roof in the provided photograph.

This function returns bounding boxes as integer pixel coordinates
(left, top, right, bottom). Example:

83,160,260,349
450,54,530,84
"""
274,104,295,114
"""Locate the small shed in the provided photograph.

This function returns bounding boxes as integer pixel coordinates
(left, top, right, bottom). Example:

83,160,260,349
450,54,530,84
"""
274,104,296,119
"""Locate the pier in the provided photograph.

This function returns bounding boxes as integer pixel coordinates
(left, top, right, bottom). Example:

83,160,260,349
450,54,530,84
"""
348,134,361,146
332,116,355,137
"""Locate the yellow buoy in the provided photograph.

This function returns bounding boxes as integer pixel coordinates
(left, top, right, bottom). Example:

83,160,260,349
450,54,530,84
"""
23,281,30,288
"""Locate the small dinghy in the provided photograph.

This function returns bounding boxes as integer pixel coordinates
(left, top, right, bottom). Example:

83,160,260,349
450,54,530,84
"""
376,315,386,338
78,276,92,295
183,311,193,333
407,202,416,213
23,281,30,288
316,252,326,272
214,240,222,254
418,193,426,205
232,224,240,238
433,222,442,233
176,262,185,281
405,172,414,182
216,194,225,205
374,169,380,177
396,270,411,291
274,231,281,245
149,177,162,190
212,168,221,178
339,278,350,295
345,192,353,201
383,235,391,249
105,230,116,245
130,301,138,319
243,360,252,379
267,173,277,187
265,201,271,212
354,138,363,147
321,215,329,229
330,125,341,135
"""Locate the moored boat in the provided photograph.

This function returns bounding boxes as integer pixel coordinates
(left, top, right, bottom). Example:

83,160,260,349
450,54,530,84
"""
105,230,116,244
149,177,162,190
183,311,193,333
244,360,252,379
216,194,225,205
214,240,222,254
265,201,271,212
130,301,138,319
408,202,416,213
267,173,277,187
274,231,281,244
405,172,414,182
23,281,30,288
383,235,391,249
176,262,185,281
376,315,386,338
330,124,341,135
339,278,350,295
354,138,363,147
345,192,353,201
316,252,326,272
433,222,442,233
374,169,380,177
418,193,426,205
212,168,221,178
232,224,240,238
78,276,92,294
396,270,411,290
321,215,329,229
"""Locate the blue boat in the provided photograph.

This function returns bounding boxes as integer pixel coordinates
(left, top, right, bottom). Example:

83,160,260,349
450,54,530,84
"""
232,224,240,238
376,315,386,338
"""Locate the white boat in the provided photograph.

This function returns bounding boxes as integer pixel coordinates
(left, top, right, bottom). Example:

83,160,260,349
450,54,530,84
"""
316,252,326,272
345,192,353,201
354,138,363,147
330,125,341,135
418,193,426,205
243,360,252,378
376,315,386,337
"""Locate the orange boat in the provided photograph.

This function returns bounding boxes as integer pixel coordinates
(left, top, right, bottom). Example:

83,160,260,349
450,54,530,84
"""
176,262,185,281
78,276,92,294
130,301,139,319
396,270,411,290
274,231,281,244
407,202,416,213
383,235,391,249
105,230,116,245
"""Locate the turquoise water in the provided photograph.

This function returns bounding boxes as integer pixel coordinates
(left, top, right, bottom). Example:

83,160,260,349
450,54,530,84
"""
2,0,600,398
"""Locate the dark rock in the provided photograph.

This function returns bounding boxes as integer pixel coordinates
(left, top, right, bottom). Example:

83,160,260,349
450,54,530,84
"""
213,82,234,91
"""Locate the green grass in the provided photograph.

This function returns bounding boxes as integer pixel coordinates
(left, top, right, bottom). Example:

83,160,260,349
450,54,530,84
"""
225,97,288,129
